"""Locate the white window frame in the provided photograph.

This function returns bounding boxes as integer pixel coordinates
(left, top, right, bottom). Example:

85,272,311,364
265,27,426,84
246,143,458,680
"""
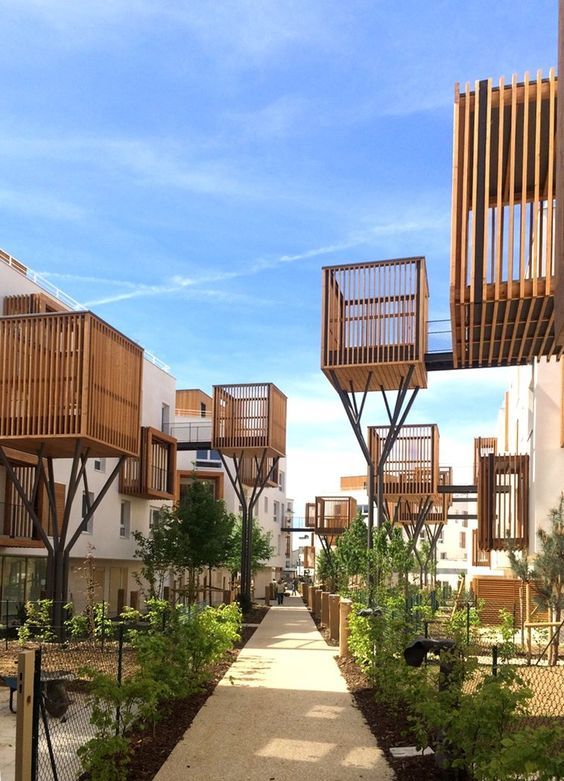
120,500,131,539
82,491,95,534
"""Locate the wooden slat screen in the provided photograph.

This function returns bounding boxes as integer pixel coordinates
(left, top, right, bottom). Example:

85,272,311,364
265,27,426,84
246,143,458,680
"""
3,293,66,315
0,312,142,457
473,437,497,483
239,456,279,488
472,577,523,625
321,258,428,391
368,424,439,498
472,529,491,566
477,453,529,550
451,71,563,368
314,496,357,540
340,474,367,491
303,546,316,569
212,383,286,457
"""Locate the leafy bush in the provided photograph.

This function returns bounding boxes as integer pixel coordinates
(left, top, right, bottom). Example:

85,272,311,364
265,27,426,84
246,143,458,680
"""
18,600,56,645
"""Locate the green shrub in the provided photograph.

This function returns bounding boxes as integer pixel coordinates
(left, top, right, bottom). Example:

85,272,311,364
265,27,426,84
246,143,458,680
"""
17,600,55,645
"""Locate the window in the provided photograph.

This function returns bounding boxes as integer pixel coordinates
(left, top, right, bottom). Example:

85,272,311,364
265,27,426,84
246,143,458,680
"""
438,530,444,543
200,402,206,418
195,450,221,468
93,457,106,472
120,501,131,539
462,517,468,528
264,496,268,513
459,531,466,549
161,403,170,433
150,508,162,528
281,503,285,524
278,471,285,492
273,500,279,524
82,492,94,534
440,552,447,560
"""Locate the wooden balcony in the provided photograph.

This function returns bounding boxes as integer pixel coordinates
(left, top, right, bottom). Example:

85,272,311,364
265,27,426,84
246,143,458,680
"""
340,474,367,491
369,424,439,498
305,502,316,528
477,453,529,550
212,383,286,457
239,456,279,488
473,437,497,483
120,427,177,500
0,312,143,457
451,71,563,368
389,468,451,526
314,496,357,544
175,389,213,418
321,258,428,392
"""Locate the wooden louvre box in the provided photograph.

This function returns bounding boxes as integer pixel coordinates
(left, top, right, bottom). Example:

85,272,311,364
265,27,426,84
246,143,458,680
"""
305,502,316,528
239,455,279,488
368,424,439,499
450,71,563,368
321,258,429,391
120,427,177,500
212,383,286,457
472,529,491,567
477,453,529,550
340,474,367,491
0,311,143,457
3,293,67,316
314,496,357,544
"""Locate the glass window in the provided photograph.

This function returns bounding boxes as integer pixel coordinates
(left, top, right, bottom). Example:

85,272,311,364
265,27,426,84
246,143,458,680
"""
120,501,131,539
264,496,268,513
273,501,279,523
459,531,466,549
150,508,162,528
278,471,285,491
93,458,106,472
200,402,206,418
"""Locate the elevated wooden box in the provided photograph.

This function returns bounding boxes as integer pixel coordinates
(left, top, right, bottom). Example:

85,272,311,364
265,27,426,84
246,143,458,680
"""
477,453,529,550
120,427,177,500
3,293,66,316
239,455,279,488
0,312,143,457
451,71,563,368
369,424,439,499
473,437,497,483
212,383,286,457
321,258,428,392
303,546,316,569
315,496,357,544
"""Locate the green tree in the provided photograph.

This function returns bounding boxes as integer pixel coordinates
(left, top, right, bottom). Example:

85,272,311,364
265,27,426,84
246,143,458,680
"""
224,517,274,585
174,481,237,605
133,508,180,599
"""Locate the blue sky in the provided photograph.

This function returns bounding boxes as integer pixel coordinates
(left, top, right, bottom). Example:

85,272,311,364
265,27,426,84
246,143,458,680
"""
0,1,558,515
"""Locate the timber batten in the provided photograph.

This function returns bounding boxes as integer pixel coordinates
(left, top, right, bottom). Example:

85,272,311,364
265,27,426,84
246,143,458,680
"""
369,424,440,498
120,427,177,500
0,311,143,457
450,71,563,368
477,453,529,550
305,502,316,528
314,496,357,544
212,383,286,457
321,258,429,391
239,456,279,488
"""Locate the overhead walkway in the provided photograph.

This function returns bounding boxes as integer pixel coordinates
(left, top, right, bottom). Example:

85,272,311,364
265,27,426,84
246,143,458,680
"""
155,595,393,781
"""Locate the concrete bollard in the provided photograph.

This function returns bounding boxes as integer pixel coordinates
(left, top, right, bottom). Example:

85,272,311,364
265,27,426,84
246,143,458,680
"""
339,598,353,657
321,591,330,626
329,594,340,642
265,585,271,606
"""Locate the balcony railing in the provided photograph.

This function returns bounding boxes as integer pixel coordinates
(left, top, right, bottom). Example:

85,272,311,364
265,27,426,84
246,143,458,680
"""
168,420,213,447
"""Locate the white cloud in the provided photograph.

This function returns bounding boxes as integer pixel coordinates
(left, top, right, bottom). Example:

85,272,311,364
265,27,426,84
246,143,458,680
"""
0,188,85,221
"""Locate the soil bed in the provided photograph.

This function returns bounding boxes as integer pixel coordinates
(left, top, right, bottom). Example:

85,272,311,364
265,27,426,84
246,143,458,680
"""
125,604,269,781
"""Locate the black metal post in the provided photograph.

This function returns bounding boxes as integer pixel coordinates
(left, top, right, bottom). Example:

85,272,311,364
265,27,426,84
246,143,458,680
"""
5,599,8,650
492,645,498,677
116,623,124,736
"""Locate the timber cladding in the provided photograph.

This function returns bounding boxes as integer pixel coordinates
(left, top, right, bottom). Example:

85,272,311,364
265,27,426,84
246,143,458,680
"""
314,496,357,543
239,455,279,488
0,311,143,457
305,502,316,528
321,258,428,391
120,426,177,500
450,71,563,368
212,383,286,457
471,576,548,626
368,424,440,499
477,453,529,550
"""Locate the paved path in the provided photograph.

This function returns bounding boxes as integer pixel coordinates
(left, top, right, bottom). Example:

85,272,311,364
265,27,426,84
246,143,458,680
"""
155,596,394,781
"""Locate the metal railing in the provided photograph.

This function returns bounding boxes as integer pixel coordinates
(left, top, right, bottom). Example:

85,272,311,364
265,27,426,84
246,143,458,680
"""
168,420,213,445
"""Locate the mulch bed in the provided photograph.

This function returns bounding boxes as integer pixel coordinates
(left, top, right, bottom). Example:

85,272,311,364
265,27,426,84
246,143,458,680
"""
337,656,451,781
125,605,269,781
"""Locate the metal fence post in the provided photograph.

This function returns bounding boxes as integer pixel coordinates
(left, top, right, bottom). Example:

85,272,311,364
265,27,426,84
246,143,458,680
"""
5,599,9,649
492,645,498,677
466,602,471,645
116,623,124,737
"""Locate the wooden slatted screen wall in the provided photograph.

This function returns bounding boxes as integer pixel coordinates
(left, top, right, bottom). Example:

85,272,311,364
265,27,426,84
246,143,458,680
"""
472,529,491,566
321,258,428,391
368,424,439,498
451,71,563,368
239,456,279,488
0,312,142,457
305,502,316,528
212,383,287,457
477,453,529,550
303,546,316,569
473,437,498,483
120,427,176,499
3,294,66,315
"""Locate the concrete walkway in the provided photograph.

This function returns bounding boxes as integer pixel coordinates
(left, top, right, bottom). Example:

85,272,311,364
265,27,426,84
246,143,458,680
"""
155,596,394,781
